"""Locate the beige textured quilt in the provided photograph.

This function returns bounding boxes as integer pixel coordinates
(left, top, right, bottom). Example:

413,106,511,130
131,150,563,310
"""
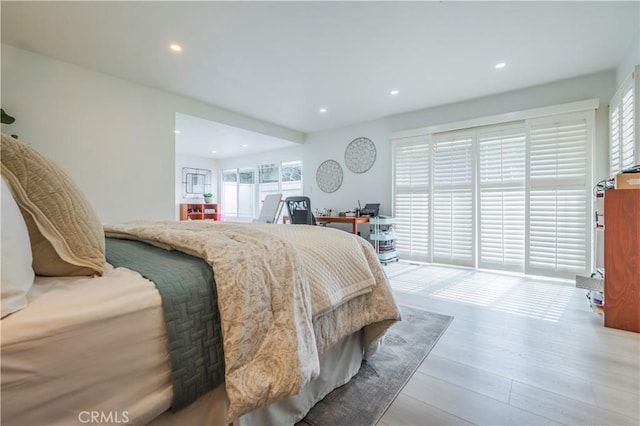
104,221,400,421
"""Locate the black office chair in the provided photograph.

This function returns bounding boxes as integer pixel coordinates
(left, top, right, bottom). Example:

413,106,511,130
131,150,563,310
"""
285,196,317,225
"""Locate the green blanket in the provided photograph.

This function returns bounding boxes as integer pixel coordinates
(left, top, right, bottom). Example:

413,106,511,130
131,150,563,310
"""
105,238,224,411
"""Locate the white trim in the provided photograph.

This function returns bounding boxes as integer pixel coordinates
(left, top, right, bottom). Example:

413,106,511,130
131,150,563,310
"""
634,65,640,167
471,128,478,269
612,71,634,102
392,99,600,140
524,120,532,279
587,109,595,274
428,134,434,263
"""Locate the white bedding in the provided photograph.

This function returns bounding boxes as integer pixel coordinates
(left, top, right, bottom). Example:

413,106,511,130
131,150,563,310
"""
104,221,401,420
2,223,401,425
1,264,173,426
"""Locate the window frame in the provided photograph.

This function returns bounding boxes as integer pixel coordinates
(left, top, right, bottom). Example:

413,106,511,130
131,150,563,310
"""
392,100,596,279
222,160,303,221
609,69,639,175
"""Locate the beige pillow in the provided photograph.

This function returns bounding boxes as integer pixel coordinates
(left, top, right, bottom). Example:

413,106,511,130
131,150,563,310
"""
1,134,105,276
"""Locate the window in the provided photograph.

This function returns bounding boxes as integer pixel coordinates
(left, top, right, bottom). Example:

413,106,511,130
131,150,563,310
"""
609,71,638,175
478,124,526,272
238,169,255,217
258,161,302,211
432,130,474,267
280,160,303,200
223,161,302,220
222,168,255,219
258,163,281,203
392,106,594,279
222,170,238,217
526,113,591,277
393,137,430,261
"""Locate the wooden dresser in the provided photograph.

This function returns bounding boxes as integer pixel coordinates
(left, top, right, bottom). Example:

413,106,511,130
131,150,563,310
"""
604,189,640,332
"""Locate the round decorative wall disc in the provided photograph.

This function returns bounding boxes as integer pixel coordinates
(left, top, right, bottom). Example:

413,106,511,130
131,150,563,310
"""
345,137,376,173
316,160,343,193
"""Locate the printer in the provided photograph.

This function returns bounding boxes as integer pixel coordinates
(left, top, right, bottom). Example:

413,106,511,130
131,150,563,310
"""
359,203,380,217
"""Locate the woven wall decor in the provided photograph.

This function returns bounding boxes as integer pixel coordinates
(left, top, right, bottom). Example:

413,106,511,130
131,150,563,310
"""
316,160,343,193
345,137,376,173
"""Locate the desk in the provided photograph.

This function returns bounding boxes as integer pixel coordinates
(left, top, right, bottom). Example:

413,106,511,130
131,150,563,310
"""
283,216,370,235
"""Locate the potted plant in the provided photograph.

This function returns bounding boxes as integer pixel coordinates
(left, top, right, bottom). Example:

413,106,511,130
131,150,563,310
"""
203,193,214,203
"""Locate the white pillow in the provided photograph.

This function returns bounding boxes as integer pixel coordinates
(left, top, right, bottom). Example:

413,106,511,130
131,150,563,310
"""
1,177,35,317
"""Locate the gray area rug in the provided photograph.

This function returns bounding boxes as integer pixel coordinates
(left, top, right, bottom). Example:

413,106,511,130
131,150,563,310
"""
303,305,453,426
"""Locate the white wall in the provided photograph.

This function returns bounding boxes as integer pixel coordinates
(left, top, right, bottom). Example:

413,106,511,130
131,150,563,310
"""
616,30,640,85
2,43,619,226
303,70,617,221
303,120,391,216
175,153,219,215
218,145,304,172
0,44,304,223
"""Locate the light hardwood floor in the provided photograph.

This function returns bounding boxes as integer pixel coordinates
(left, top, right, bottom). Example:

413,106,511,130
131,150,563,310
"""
378,262,640,426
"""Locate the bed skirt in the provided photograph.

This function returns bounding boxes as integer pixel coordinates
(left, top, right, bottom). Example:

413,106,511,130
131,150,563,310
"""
150,330,365,426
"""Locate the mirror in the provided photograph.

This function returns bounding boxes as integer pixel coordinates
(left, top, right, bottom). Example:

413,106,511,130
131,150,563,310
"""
187,173,206,194
182,167,211,197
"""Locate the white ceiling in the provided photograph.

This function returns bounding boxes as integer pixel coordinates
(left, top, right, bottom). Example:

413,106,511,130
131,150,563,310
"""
175,112,298,159
1,1,638,138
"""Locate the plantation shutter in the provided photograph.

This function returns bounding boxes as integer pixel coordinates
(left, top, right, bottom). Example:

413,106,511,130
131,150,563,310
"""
526,112,591,278
392,101,595,279
620,86,636,169
609,73,637,175
478,124,526,272
620,81,635,169
393,137,430,261
609,102,621,174
432,131,474,267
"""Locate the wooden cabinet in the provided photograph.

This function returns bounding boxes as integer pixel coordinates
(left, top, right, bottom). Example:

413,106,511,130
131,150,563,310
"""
604,190,640,333
179,203,219,221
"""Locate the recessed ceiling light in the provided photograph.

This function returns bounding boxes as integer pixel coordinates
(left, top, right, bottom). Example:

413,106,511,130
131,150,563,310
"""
174,130,181,134
211,150,217,154
495,62,506,69
319,108,327,113
241,144,248,148
390,90,399,95
169,43,183,52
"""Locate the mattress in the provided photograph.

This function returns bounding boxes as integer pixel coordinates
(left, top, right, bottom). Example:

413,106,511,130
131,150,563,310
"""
1,263,173,426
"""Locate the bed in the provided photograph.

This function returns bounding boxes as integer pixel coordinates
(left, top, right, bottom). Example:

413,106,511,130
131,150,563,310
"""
0,134,401,425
